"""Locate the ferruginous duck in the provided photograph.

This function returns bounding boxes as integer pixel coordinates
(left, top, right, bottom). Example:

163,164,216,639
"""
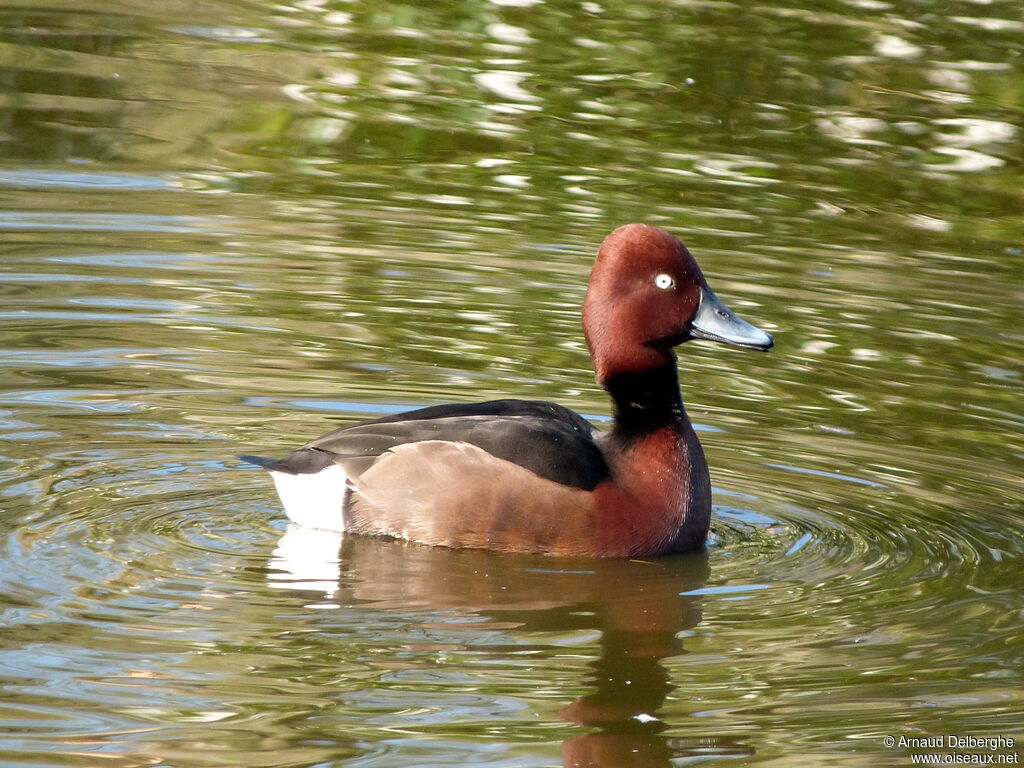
242,224,773,557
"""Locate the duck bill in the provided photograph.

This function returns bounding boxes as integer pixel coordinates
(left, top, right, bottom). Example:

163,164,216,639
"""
690,285,774,351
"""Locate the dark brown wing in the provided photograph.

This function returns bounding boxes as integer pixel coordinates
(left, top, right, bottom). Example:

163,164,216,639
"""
245,399,609,491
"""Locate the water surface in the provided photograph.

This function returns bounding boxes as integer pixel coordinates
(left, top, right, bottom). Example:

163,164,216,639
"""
0,0,1021,766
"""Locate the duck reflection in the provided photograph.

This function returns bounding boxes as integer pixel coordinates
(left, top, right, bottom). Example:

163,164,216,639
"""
268,525,753,766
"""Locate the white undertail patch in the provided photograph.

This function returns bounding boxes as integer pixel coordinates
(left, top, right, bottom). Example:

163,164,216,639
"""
268,464,349,532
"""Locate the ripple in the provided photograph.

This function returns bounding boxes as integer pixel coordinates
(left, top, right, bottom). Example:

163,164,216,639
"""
0,212,236,234
0,169,172,191
3,456,278,628
1,416,1020,766
705,455,1010,626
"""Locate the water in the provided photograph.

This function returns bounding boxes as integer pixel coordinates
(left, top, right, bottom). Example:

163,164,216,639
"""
1,0,1021,765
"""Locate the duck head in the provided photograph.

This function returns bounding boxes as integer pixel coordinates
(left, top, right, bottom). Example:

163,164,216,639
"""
583,223,773,383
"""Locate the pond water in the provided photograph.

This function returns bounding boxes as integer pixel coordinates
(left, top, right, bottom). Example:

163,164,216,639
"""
0,0,1021,766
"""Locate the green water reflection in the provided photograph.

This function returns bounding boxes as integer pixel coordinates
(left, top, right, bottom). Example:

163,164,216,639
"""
0,0,1021,765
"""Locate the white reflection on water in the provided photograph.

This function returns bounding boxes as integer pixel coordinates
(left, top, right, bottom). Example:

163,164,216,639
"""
268,524,343,599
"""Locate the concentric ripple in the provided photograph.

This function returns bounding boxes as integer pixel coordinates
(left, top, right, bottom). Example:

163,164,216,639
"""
3,404,1023,766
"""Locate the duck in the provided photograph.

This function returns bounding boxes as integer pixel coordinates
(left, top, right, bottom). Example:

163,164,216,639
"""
241,223,773,557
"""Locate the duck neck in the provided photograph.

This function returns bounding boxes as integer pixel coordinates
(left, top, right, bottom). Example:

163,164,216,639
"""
603,361,686,441
599,359,711,554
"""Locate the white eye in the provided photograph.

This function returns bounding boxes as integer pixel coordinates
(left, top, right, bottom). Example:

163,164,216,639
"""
654,273,675,290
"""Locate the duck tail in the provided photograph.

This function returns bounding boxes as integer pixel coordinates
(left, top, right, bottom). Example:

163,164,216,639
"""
240,450,349,532
238,448,334,475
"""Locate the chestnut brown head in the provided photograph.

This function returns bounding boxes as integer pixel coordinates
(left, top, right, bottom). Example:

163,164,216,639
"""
583,224,772,383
